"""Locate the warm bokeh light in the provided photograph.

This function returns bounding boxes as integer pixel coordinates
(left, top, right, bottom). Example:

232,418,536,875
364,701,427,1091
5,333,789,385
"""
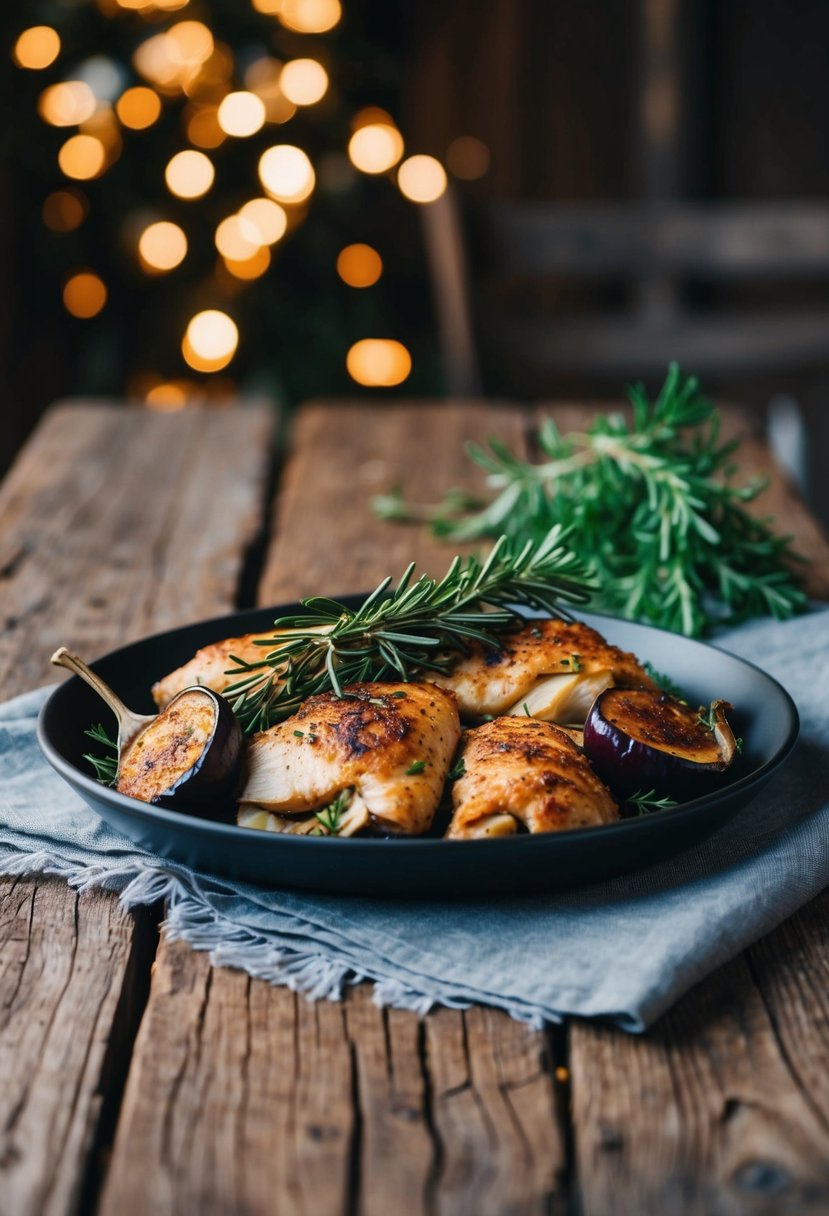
165,149,214,198
186,106,225,148
348,124,404,175
63,271,107,318
279,59,328,106
278,0,342,33
116,86,162,130
239,198,287,244
397,155,447,203
145,383,189,411
215,215,262,261
223,245,271,280
43,189,88,232
446,135,490,180
14,26,60,70
258,145,315,203
217,91,266,137
183,309,238,372
251,0,283,12
166,21,214,68
58,134,106,180
245,58,297,124
346,339,411,386
337,243,382,288
138,221,188,272
39,82,97,127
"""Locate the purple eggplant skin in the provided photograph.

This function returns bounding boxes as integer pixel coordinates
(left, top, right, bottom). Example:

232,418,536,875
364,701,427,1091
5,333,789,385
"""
118,687,244,815
583,688,737,802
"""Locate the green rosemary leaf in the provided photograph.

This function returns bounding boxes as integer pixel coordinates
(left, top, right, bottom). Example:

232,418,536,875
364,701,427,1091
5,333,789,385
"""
82,723,118,786
314,787,353,836
448,757,466,780
405,760,426,775
372,364,806,638
221,525,595,734
626,789,679,815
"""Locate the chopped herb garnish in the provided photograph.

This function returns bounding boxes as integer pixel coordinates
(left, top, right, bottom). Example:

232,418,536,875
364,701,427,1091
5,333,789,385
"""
448,757,466,780
391,690,408,698
314,788,353,835
696,704,718,732
405,760,426,775
626,789,679,815
643,662,685,699
523,702,532,717
293,729,304,738
82,723,118,787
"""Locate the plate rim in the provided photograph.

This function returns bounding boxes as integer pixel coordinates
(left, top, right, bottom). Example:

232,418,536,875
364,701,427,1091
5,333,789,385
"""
36,601,801,855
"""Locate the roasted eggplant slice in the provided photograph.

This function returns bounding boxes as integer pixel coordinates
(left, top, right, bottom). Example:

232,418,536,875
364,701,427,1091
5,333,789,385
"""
583,688,737,799
117,687,243,811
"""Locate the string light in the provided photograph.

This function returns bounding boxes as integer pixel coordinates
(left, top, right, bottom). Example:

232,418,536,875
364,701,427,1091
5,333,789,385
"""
446,135,490,180
278,0,342,33
63,271,107,318
116,87,162,130
165,149,214,198
348,124,404,175
346,339,411,386
43,189,89,232
138,221,188,272
258,144,315,203
39,82,97,127
217,91,266,137
223,246,271,280
397,155,447,203
59,134,106,180
145,381,191,411
186,106,225,148
182,309,238,372
215,215,262,260
239,198,287,244
279,59,328,106
337,243,382,288
14,27,60,70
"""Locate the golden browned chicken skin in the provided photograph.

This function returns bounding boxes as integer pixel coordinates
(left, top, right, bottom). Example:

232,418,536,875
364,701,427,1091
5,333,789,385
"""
446,717,618,839
151,627,333,709
240,682,461,836
431,619,655,722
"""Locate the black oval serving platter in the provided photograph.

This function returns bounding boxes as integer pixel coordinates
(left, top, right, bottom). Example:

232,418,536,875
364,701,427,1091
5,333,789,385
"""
37,603,799,897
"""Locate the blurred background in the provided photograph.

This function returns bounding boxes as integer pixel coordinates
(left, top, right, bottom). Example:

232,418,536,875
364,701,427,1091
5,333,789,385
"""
3,0,829,524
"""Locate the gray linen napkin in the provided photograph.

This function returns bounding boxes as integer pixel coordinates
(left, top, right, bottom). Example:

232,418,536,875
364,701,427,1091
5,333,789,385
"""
1,610,827,1031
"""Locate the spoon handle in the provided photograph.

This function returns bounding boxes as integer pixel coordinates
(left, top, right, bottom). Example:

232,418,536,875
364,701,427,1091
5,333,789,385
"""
51,647,147,741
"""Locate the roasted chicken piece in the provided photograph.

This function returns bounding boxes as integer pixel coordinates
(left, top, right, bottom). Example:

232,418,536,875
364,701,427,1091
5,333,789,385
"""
152,627,329,709
239,682,461,836
446,717,618,839
431,619,655,723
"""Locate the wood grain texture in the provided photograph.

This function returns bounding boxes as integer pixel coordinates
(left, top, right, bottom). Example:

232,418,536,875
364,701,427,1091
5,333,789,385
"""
98,399,570,1216
570,956,829,1215
259,398,527,603
426,1006,566,1216
0,403,274,1216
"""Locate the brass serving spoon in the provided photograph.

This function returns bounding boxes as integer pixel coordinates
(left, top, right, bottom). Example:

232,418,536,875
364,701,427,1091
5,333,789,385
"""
51,647,154,768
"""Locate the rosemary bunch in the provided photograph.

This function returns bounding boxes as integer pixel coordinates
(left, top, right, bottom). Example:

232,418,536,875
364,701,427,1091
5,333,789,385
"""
83,723,118,786
373,365,806,637
223,526,594,733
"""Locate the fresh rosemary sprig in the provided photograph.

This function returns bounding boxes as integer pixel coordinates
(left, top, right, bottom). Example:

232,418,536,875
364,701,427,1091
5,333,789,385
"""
83,723,118,786
312,787,353,836
372,364,807,637
223,526,594,734
643,662,686,700
626,789,679,815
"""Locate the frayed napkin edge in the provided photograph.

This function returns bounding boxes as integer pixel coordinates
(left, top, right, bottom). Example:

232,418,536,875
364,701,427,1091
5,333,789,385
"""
0,846,555,1029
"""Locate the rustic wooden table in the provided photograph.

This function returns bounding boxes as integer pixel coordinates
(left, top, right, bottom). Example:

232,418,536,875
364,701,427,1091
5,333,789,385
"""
2,397,829,1216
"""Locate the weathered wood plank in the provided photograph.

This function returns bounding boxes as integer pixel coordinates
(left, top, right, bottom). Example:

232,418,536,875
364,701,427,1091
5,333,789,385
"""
0,403,274,1216
259,398,527,603
98,940,356,1216
425,1006,566,1216
100,399,565,1216
570,956,829,1216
